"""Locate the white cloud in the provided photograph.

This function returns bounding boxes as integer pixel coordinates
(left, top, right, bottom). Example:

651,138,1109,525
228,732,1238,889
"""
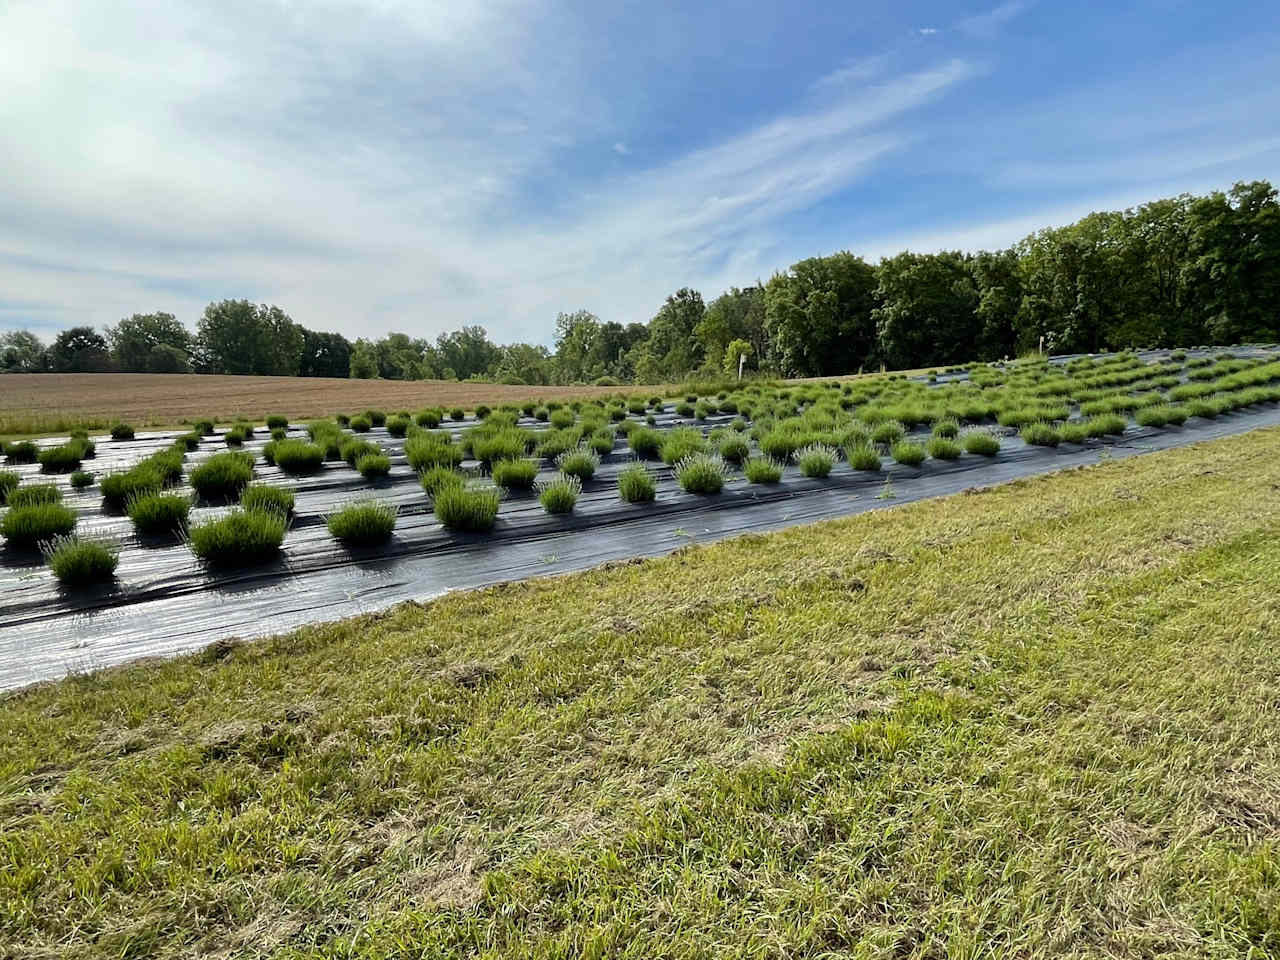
958,1,1030,39
613,142,631,155
0,0,975,341
917,27,939,36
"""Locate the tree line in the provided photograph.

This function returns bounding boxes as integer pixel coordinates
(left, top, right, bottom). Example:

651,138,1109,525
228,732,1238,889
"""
3,180,1277,383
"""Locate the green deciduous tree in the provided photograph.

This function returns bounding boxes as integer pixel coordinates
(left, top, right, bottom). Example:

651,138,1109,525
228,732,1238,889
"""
0,330,45,372
47,326,112,372
764,253,878,376
196,300,304,376
106,312,192,372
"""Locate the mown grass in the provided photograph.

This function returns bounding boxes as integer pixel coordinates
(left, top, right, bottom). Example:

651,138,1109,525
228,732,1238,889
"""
3,430,1280,957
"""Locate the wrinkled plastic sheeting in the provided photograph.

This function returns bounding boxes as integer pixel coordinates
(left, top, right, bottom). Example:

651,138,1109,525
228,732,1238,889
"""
4,400,1280,691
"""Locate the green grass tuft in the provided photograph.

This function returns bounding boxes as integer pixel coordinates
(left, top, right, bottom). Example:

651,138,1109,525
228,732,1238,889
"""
434,482,502,531
7,484,61,508
845,441,882,471
41,534,118,585
356,453,392,479
327,499,398,545
189,452,254,501
744,456,783,483
674,453,730,494
556,446,600,482
0,470,19,503
1021,421,1061,447
126,492,191,536
795,444,837,478
0,503,77,547
69,470,94,489
187,509,287,567
492,458,538,489
617,462,657,503
110,423,135,441
241,483,295,515
273,440,326,475
890,440,926,466
925,437,962,460
537,474,582,513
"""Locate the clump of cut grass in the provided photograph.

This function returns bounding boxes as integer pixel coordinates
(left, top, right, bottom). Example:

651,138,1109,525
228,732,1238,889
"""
223,425,248,447
962,430,1001,456
272,440,326,475
890,440,926,467
126,492,191,537
420,466,466,497
674,453,730,494
871,420,906,446
340,438,380,467
361,409,386,427
660,427,708,465
1059,422,1090,444
0,471,19,503
349,415,372,433
335,413,351,426
356,453,391,479
1021,421,1062,447
187,509,287,567
449,407,465,421
434,482,501,531
42,535,118,585
845,441,882,471
189,452,254,501
925,437,962,460
628,426,662,459
193,419,215,435
7,484,61,508
175,432,201,451
717,434,750,464
475,405,491,420
146,449,185,487
556,446,600,482
744,457,783,484
586,429,615,456
415,408,442,428
537,474,582,513
617,462,656,503
1,503,78,548
69,470,94,489
38,439,90,473
492,458,538,489
327,499,397,545
100,466,163,509
110,423,135,441
932,417,960,439
550,407,576,429
269,428,287,442
1085,414,1127,438
470,428,531,464
241,483,295,516
266,415,289,430
1136,404,1189,428
386,416,410,438
405,433,462,471
3,441,38,464
795,444,837,478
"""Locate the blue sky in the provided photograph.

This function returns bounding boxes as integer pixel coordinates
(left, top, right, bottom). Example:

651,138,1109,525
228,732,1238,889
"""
2,0,1278,345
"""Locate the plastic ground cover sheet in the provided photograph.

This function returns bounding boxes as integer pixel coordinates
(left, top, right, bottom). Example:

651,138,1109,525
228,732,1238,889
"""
2,362,1279,690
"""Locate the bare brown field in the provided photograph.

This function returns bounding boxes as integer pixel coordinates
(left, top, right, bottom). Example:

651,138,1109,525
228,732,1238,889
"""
0,373,674,437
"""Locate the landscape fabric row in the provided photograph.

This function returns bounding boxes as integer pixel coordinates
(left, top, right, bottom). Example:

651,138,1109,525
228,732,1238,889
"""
2,347,1279,690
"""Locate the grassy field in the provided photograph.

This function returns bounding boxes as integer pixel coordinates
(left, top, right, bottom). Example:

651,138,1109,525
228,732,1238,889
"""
4,428,1280,958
